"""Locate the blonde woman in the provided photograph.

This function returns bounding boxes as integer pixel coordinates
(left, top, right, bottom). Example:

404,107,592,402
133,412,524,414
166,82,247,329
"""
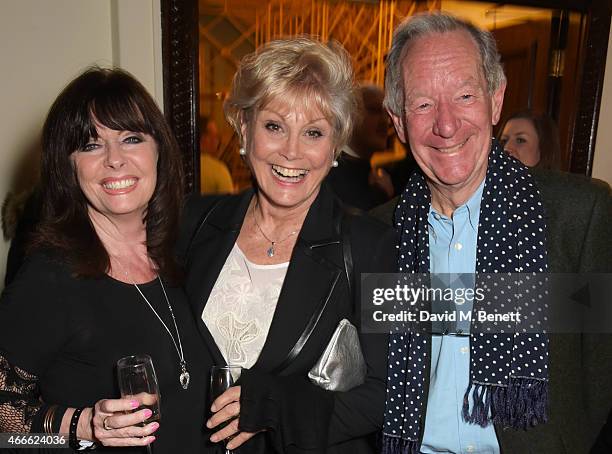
181,38,396,453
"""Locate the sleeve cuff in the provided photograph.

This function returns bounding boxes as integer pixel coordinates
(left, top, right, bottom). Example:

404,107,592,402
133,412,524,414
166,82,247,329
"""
239,368,334,450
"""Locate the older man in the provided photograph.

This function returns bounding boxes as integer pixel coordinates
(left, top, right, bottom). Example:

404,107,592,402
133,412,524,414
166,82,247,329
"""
374,12,612,454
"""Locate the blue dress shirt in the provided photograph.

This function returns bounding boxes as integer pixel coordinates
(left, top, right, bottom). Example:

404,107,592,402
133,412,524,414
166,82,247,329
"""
419,181,500,454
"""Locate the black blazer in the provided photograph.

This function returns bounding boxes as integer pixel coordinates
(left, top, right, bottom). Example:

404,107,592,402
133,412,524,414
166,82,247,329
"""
370,169,612,454
180,183,397,453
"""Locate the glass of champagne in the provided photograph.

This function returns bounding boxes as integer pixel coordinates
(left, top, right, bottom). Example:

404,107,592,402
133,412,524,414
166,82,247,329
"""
209,365,242,454
117,354,161,454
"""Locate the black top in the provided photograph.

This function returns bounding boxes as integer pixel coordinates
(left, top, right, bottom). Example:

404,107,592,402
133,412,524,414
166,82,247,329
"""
0,252,211,453
179,183,398,453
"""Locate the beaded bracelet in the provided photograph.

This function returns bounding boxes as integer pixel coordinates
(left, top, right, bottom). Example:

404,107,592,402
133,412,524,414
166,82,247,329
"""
69,407,84,450
68,408,98,451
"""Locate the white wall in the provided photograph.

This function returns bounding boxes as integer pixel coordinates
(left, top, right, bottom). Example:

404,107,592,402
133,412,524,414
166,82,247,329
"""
111,0,164,107
592,27,612,185
0,0,162,288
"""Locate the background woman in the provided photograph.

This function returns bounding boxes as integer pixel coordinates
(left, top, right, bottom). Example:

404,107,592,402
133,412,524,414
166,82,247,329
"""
0,68,209,452
180,38,396,453
498,110,562,170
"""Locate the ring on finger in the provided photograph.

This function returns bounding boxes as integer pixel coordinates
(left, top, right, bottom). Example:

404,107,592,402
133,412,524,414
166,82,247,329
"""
103,417,112,431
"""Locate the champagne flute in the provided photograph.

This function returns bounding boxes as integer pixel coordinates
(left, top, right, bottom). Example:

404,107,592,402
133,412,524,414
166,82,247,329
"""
209,365,242,454
117,354,161,454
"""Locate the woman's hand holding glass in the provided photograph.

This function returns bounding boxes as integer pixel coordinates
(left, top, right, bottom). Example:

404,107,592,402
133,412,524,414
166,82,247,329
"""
207,385,260,449
90,397,159,446
81,354,160,447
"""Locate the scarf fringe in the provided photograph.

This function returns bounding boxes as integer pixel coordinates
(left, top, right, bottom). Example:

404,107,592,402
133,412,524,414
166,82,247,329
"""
382,434,418,454
462,378,548,430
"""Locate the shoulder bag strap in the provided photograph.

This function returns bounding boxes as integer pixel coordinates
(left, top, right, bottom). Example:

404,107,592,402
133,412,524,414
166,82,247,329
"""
341,210,354,303
271,208,355,374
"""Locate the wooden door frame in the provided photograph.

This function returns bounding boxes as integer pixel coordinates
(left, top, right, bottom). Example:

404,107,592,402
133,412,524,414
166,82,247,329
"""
160,0,611,191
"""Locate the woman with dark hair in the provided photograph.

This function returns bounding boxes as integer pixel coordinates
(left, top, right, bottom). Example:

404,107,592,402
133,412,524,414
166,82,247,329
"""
499,110,562,170
0,68,209,452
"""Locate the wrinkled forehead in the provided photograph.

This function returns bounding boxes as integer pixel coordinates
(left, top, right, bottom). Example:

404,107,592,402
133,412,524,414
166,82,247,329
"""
400,30,486,90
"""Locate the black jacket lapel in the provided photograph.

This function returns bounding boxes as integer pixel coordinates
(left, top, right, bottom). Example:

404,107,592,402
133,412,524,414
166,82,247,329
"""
185,190,254,365
185,184,346,372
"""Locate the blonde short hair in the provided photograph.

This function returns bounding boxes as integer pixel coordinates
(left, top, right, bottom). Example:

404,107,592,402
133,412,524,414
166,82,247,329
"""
224,37,358,153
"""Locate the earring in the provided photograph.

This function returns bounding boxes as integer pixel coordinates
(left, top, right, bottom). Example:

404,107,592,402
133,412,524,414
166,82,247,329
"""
331,149,338,168
239,147,246,156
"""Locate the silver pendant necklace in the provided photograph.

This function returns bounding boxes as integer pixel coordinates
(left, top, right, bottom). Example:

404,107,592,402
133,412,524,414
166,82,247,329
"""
252,205,298,257
132,277,191,390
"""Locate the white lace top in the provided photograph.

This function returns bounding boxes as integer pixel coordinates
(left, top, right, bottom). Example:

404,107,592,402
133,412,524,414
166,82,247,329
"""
202,244,289,368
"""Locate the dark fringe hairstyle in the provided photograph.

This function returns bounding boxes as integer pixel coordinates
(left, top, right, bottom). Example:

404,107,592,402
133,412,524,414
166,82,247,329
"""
31,67,184,282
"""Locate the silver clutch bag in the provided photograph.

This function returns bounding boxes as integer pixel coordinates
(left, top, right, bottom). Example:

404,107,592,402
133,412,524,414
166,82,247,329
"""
308,318,367,391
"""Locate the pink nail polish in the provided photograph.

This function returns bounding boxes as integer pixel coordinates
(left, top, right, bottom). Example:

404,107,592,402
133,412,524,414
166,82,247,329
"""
148,436,156,443
130,400,139,409
144,409,153,418
150,422,160,431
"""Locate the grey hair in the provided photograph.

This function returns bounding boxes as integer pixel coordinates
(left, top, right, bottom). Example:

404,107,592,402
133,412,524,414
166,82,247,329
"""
383,12,506,116
224,36,358,153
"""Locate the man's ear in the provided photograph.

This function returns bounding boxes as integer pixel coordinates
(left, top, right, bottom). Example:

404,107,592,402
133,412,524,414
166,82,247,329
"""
388,108,407,144
491,80,507,126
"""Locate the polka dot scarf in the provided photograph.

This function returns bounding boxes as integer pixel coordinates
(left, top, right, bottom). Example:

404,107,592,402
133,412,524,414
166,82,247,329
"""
382,141,549,454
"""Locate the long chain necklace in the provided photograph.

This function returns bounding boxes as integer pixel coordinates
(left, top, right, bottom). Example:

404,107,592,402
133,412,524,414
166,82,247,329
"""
130,275,191,390
252,205,298,257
